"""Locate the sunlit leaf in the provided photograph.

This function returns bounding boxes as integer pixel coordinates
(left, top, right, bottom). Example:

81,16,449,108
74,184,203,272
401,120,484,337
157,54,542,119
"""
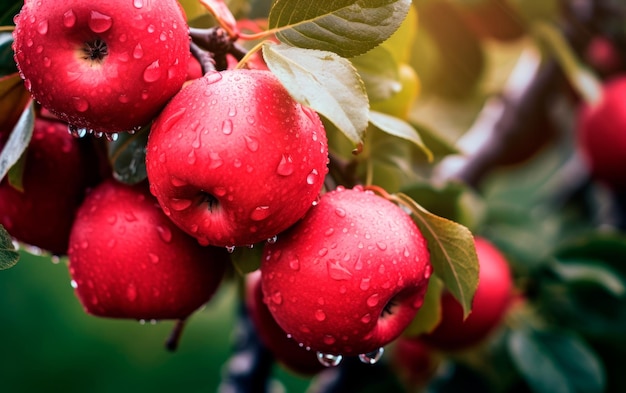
508,328,606,393
369,110,433,162
0,100,34,182
404,276,443,336
550,258,626,298
108,126,149,185
391,192,479,317
263,42,368,146
0,224,19,270
351,45,399,102
268,0,412,58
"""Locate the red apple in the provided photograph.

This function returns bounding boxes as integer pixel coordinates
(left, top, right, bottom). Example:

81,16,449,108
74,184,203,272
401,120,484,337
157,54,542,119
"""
390,337,439,388
245,270,325,376
585,36,624,78
146,69,329,248
12,0,190,134
67,179,229,320
420,237,513,351
260,186,432,358
577,76,626,192
0,116,103,255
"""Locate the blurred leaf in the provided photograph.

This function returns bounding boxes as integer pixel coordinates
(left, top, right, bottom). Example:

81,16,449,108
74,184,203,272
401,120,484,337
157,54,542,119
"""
198,0,238,36
263,42,368,146
230,245,263,275
7,147,26,191
0,32,17,77
108,126,149,185
0,100,34,182
268,0,411,58
351,45,399,102
391,192,479,318
410,120,461,159
0,73,31,133
369,110,433,162
404,276,442,336
549,258,626,298
0,224,19,270
508,328,606,393
381,3,418,64
0,1,21,26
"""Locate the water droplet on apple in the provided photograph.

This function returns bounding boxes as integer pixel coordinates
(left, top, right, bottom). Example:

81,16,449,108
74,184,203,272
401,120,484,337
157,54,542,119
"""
156,225,172,243
244,135,259,152
205,71,222,84
133,0,143,8
105,132,119,142
306,169,319,185
376,242,387,251
209,152,223,169
170,198,192,211
250,206,270,221
403,247,410,258
143,60,161,83
228,107,237,117
88,10,112,33
358,347,384,365
148,253,159,264
327,260,352,281
118,94,130,103
126,284,137,302
360,278,371,291
317,352,342,367
63,9,76,28
133,43,144,59
226,246,235,253
42,56,51,67
360,313,372,324
72,97,89,112
147,24,155,33
221,119,233,135
187,149,196,165
315,309,326,322
267,235,278,244
70,280,78,289
424,265,433,279
334,208,346,218
318,248,328,257
37,19,48,34
276,154,294,176
367,293,380,307
271,291,283,305
289,257,300,271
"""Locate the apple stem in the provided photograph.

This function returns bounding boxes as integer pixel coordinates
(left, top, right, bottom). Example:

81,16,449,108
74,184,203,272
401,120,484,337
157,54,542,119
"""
165,319,187,352
190,42,217,75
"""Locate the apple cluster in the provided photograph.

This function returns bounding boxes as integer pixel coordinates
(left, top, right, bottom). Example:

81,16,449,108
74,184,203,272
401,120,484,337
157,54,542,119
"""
4,0,439,369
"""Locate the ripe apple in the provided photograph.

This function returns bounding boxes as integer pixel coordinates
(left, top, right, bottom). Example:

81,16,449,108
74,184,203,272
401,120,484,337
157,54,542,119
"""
260,186,432,357
12,0,190,134
146,69,329,248
370,63,420,120
420,237,513,351
245,270,325,376
0,116,103,255
585,36,624,78
577,76,626,192
390,337,439,388
67,179,229,320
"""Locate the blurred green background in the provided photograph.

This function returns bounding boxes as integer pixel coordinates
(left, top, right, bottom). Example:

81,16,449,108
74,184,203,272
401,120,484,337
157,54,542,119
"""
0,250,310,392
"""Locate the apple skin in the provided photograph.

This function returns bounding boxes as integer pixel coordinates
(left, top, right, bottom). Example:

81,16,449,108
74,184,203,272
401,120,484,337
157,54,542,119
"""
577,77,626,192
420,237,513,351
12,0,190,134
67,179,229,320
146,69,329,247
0,116,103,255
245,270,325,376
260,186,432,356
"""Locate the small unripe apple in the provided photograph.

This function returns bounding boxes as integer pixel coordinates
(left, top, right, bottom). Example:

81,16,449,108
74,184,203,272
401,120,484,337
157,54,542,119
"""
370,63,420,120
146,69,329,247
420,237,513,351
68,179,229,320
12,0,190,134
0,116,103,255
577,76,626,192
260,186,432,357
245,270,325,376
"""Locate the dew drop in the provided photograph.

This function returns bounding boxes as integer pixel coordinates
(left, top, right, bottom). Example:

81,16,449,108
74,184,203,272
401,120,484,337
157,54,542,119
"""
63,10,76,27
226,245,235,253
37,19,48,34
360,278,371,291
327,259,353,281
133,43,144,59
317,352,343,367
367,293,380,307
360,313,372,324
358,347,384,365
315,309,326,322
88,10,113,33
170,177,186,187
289,257,300,271
318,248,328,257
170,198,192,211
72,96,89,112
221,119,233,135
306,169,319,185
335,208,346,218
187,149,196,165
133,0,144,8
376,242,387,251
209,152,223,169
143,60,161,83
424,265,433,279
271,291,283,305
156,225,172,243
250,206,270,221
244,135,259,152
105,132,119,142
70,279,78,289
267,235,278,244
148,253,159,264
147,24,155,34
276,154,294,176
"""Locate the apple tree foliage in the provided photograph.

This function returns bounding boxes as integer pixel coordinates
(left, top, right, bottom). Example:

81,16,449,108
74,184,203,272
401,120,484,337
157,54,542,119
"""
1,0,626,392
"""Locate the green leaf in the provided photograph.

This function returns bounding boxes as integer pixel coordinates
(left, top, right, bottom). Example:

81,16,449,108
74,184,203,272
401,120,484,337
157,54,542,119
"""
0,73,31,133
391,192,479,317
508,329,606,393
0,32,17,77
410,120,461,159
404,276,443,336
369,110,433,162
0,224,19,270
7,147,27,192
0,101,34,182
351,45,399,102
550,258,626,298
263,42,368,146
230,245,263,275
268,0,412,58
108,126,149,185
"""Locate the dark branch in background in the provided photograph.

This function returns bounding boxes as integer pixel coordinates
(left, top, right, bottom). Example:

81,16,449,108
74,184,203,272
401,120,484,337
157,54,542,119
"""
190,27,242,72
306,357,405,393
